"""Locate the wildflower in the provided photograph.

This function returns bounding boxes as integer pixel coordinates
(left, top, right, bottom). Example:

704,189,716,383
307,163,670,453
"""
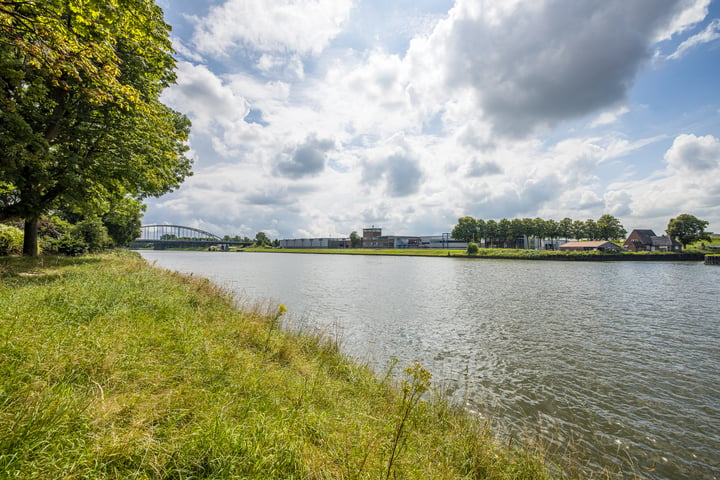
278,304,287,314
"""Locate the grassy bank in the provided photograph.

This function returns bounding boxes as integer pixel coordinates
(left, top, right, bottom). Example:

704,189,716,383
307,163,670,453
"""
0,251,565,479
244,247,704,261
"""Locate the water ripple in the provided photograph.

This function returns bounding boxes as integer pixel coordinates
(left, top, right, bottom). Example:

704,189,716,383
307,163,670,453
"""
140,252,720,480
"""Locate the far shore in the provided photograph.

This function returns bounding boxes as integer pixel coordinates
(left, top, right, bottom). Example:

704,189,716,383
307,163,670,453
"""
146,246,708,261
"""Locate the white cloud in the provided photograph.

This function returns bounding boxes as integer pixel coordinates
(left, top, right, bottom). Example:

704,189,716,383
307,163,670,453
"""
145,0,719,238
607,133,720,231
161,62,250,134
191,0,354,57
422,0,709,137
171,36,205,63
668,18,720,59
591,106,630,128
256,53,305,80
275,135,335,179
603,190,633,217
665,133,720,171
654,0,711,41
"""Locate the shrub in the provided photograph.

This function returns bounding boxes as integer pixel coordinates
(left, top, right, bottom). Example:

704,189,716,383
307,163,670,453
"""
466,242,479,255
49,234,90,256
72,217,111,253
0,224,23,255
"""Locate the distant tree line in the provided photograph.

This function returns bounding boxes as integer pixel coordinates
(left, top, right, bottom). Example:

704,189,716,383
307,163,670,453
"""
223,232,279,248
451,214,627,248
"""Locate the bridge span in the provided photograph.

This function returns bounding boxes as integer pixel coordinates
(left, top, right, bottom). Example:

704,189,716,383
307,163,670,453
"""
131,225,252,249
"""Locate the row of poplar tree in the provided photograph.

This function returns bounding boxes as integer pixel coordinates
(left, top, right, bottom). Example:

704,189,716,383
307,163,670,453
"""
451,214,627,248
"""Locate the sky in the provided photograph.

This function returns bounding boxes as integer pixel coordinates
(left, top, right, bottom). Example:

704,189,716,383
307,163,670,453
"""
148,0,720,240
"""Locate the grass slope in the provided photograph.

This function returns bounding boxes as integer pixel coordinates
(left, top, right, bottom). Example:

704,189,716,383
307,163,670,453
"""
246,247,703,261
0,252,563,479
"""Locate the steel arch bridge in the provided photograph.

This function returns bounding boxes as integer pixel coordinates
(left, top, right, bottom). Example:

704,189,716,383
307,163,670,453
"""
132,225,253,250
137,224,222,242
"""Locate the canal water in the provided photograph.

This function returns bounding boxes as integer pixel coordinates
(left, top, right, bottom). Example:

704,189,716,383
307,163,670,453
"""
138,250,719,479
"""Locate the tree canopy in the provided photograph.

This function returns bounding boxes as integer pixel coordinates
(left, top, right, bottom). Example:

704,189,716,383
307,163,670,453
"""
0,0,192,255
254,231,270,247
349,231,361,248
666,213,710,248
596,214,627,240
451,214,627,247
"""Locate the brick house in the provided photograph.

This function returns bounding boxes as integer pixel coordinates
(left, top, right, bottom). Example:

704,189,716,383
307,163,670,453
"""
623,229,681,252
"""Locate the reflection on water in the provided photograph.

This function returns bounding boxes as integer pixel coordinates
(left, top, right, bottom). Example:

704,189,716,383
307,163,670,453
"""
139,251,720,479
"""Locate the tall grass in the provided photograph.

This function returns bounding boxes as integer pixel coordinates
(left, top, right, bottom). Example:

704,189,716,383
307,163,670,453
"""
247,247,703,260
1,251,568,479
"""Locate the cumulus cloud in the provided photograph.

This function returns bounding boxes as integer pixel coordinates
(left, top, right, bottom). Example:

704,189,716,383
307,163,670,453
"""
256,53,305,80
244,184,317,206
171,36,205,63
467,159,503,177
432,0,705,137
162,62,249,133
606,133,720,230
276,136,335,179
146,0,719,238
386,155,424,197
603,190,633,216
655,0,712,41
665,133,720,171
362,153,424,198
191,0,354,57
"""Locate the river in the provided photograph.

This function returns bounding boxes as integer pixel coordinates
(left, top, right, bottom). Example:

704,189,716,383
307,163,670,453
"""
138,250,719,479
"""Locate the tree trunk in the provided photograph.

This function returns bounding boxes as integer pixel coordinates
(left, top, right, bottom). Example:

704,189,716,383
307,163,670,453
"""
23,217,39,257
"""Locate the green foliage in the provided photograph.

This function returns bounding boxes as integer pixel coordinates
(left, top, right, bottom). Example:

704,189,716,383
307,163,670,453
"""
49,234,89,256
0,0,192,256
596,214,627,240
349,230,361,247
667,213,710,248
263,247,703,262
102,197,144,247
451,216,477,242
452,214,627,246
71,217,110,253
466,242,479,255
0,223,23,255
254,231,271,247
386,362,432,479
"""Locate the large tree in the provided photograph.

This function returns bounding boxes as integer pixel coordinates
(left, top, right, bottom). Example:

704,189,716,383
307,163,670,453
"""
102,197,145,247
0,0,192,255
349,231,361,248
667,213,710,248
596,214,627,241
451,216,477,242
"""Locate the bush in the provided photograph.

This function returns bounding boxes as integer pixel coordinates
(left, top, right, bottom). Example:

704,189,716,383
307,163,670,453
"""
0,224,23,255
49,234,89,256
466,242,479,255
73,217,111,253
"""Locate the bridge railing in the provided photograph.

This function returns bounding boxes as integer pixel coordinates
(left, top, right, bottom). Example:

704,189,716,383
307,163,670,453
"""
137,225,222,242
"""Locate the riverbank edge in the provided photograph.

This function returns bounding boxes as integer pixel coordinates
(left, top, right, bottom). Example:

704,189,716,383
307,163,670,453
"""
244,248,706,262
0,251,570,479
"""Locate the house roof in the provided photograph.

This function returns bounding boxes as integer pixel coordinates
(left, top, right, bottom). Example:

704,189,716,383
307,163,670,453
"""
650,236,680,247
560,241,616,248
628,229,656,244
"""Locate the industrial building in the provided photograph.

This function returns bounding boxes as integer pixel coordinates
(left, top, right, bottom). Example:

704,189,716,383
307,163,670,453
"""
279,227,468,250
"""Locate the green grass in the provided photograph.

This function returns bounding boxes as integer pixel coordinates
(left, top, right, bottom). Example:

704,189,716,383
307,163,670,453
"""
0,251,572,479
245,246,701,260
